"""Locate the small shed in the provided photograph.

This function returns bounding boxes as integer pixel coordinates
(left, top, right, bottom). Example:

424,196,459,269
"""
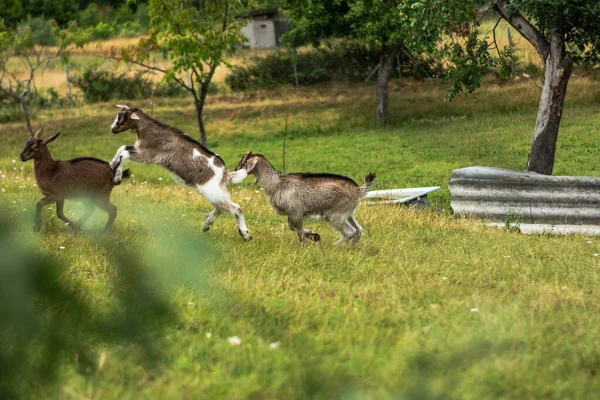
238,8,289,49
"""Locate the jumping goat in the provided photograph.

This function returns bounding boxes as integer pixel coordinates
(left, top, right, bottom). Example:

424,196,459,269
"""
20,127,130,232
109,105,252,240
234,152,375,245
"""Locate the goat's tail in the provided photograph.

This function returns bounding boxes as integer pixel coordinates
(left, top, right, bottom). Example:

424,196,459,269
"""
227,169,249,184
360,172,376,196
121,169,131,180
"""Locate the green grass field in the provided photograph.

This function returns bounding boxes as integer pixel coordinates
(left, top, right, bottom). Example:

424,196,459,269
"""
2,76,600,399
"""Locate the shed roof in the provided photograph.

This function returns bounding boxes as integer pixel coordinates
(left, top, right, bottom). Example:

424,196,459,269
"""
237,8,280,19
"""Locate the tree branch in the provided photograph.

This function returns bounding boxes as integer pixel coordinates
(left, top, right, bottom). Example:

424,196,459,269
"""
111,55,195,95
494,0,550,60
491,17,502,58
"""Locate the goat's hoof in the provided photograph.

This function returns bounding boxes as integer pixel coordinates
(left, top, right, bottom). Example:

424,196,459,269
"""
310,233,320,242
202,226,210,232
239,228,252,241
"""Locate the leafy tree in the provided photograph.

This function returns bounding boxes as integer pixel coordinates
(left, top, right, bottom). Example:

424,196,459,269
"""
449,1,600,175
113,0,245,147
283,0,478,123
0,19,89,134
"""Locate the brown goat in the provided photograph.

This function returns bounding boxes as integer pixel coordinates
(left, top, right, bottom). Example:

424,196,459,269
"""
234,152,376,245
20,127,130,232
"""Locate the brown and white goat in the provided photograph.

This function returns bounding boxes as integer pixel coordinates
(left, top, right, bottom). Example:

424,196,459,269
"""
234,152,375,245
20,127,129,232
109,105,252,240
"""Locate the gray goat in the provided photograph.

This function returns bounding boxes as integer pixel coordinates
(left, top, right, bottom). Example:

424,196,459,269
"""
109,105,252,240
20,127,129,232
234,152,375,245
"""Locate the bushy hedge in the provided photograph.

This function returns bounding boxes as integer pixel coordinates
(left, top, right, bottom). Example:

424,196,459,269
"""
226,41,441,91
0,89,71,123
72,66,186,103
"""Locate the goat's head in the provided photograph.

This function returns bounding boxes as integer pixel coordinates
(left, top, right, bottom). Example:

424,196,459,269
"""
111,105,141,134
234,151,260,174
20,127,60,161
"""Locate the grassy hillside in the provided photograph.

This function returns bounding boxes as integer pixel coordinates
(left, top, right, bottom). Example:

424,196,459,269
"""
2,77,600,399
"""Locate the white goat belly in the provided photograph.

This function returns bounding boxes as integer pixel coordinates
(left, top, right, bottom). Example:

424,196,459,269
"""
196,157,226,204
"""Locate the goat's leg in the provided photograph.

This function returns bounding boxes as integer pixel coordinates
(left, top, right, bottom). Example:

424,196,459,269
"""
56,200,79,230
330,217,357,245
110,145,139,184
221,199,252,241
34,196,55,232
202,207,222,232
96,198,117,232
287,216,308,245
347,215,363,245
287,217,320,242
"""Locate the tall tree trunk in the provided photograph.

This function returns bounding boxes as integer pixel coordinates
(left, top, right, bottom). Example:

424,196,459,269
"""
194,97,207,147
19,91,33,135
376,44,400,123
526,34,573,175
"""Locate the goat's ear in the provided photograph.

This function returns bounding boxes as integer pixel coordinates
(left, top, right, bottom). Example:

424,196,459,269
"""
130,112,140,120
33,126,44,139
115,104,129,110
246,157,258,172
43,132,60,145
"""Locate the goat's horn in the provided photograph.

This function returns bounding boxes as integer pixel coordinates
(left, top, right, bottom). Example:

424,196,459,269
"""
33,126,44,139
115,104,130,110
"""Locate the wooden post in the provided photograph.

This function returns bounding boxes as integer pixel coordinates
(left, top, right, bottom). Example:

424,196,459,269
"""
282,116,288,173
65,64,74,107
291,49,299,87
150,56,156,117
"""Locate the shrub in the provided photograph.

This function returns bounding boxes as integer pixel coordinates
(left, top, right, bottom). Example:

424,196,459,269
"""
0,88,70,123
226,41,441,91
18,16,56,46
71,66,186,103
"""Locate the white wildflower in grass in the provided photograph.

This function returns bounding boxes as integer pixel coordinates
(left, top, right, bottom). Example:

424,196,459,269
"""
470,308,479,312
594,254,599,257
182,214,186,217
59,246,65,250
12,160,15,163
586,240,592,244
1,189,4,193
205,332,212,339
228,336,241,346
188,301,194,306
269,342,280,350
255,190,260,193
158,177,163,181
131,220,136,223
504,255,511,258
